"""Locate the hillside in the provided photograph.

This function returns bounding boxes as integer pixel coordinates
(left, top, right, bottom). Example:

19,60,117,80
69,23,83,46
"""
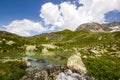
0,22,120,80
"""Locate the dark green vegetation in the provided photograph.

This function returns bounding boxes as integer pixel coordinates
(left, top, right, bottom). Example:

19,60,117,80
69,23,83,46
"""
0,30,120,79
83,55,120,80
0,61,26,80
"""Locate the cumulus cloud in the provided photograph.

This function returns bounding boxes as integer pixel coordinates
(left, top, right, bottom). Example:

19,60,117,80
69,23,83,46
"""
2,19,46,36
40,0,120,31
40,2,63,27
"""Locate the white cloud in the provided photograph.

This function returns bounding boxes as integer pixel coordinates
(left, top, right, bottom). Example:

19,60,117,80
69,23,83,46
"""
2,0,120,36
78,0,120,22
3,19,46,36
40,2,63,27
40,0,120,31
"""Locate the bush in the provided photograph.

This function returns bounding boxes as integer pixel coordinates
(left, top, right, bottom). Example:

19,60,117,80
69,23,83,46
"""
0,61,26,80
83,56,120,80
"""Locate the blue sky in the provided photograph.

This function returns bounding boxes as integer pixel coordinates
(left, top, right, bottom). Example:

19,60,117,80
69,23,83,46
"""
0,0,120,36
0,0,70,25
0,0,52,24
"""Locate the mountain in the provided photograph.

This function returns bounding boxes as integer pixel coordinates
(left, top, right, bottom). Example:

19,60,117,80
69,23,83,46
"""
0,30,19,37
76,22,105,32
76,22,120,32
0,22,120,80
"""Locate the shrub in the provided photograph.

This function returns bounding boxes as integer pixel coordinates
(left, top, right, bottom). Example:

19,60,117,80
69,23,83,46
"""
0,61,26,80
83,56,120,80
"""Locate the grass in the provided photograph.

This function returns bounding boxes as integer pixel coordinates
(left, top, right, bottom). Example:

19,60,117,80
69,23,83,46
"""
0,30,120,79
83,54,120,80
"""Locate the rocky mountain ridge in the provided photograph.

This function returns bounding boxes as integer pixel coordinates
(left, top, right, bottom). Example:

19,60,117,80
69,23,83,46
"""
0,22,120,37
76,22,120,32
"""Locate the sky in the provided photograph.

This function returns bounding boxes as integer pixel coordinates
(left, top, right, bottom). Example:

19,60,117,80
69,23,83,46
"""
0,0,120,36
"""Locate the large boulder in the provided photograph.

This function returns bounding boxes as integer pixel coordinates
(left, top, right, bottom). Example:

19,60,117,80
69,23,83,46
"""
25,45,37,56
67,53,87,74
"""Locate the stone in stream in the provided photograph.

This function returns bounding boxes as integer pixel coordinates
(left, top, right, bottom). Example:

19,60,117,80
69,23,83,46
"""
20,65,66,80
56,69,94,80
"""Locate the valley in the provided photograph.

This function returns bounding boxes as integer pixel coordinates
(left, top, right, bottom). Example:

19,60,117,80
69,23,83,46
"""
0,22,120,80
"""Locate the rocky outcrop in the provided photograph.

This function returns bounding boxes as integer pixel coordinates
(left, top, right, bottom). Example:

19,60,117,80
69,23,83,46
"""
67,53,87,74
46,33,63,40
108,22,120,27
25,45,37,56
6,40,15,45
76,22,105,32
41,44,58,49
20,69,50,80
76,22,120,32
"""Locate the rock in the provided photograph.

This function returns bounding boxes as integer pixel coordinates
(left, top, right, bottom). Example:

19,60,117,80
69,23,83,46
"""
67,53,87,74
41,44,58,49
42,48,48,53
56,69,94,80
20,70,50,80
20,65,63,80
90,49,99,54
56,72,67,80
25,45,37,56
82,55,87,59
98,36,102,40
0,40,2,44
6,40,15,45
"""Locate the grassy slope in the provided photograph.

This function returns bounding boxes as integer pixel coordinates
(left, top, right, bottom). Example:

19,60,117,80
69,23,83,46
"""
0,30,120,79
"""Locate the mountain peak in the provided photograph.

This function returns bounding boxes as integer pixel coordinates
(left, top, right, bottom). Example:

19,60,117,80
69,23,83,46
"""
76,22,120,32
76,22,104,32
